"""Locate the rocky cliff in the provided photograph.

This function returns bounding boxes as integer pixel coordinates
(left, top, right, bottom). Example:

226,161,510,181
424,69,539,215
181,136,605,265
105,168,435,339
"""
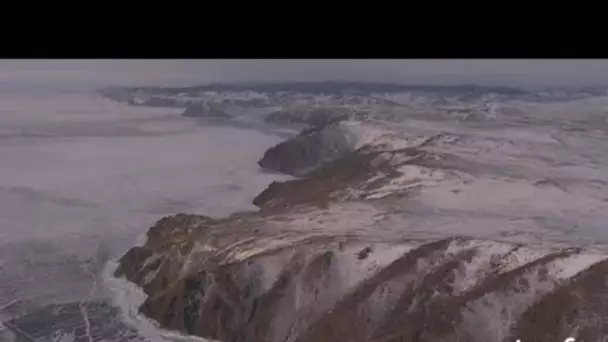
257,123,363,177
115,221,608,342
113,111,608,342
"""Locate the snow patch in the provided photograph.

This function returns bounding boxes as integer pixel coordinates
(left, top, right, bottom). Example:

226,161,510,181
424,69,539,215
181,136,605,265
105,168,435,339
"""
547,253,607,279
331,243,415,290
450,241,519,294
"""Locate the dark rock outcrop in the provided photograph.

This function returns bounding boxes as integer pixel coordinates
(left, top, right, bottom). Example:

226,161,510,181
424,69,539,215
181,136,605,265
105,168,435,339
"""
253,146,431,213
114,213,607,342
255,123,442,213
257,123,361,177
182,102,231,118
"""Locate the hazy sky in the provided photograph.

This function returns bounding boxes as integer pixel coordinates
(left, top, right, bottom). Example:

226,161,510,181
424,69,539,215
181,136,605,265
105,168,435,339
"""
1,59,608,88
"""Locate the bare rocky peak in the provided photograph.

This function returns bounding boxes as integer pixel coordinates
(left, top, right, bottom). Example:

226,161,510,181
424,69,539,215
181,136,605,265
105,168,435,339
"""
254,131,443,213
257,122,363,177
114,209,608,342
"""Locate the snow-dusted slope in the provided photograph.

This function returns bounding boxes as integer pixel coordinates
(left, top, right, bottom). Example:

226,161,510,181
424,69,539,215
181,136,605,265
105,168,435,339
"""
101,82,608,342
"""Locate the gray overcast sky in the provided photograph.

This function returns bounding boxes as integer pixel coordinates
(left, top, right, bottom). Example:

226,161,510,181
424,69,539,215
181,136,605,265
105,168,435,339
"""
2,59,608,87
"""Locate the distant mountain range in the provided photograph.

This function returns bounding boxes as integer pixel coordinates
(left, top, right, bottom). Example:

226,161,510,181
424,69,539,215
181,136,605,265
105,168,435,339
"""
105,81,531,95
99,81,608,109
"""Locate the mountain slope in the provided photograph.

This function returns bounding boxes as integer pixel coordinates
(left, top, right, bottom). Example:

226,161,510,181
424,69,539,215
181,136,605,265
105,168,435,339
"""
107,82,608,342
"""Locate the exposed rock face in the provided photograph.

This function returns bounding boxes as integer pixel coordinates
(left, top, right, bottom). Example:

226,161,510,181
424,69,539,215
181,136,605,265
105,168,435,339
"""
256,121,445,212
182,102,231,118
257,123,362,177
114,212,608,342
254,140,440,213
264,106,361,128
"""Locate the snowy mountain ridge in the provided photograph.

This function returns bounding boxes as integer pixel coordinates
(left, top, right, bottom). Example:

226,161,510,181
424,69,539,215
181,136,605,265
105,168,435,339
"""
98,82,608,342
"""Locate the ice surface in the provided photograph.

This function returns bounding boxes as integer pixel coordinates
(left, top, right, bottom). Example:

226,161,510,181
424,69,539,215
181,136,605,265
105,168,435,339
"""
0,82,290,340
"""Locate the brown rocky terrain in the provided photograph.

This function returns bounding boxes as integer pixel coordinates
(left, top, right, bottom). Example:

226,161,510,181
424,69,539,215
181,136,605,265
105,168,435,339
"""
254,140,440,214
257,122,368,177
114,212,608,342
113,119,608,342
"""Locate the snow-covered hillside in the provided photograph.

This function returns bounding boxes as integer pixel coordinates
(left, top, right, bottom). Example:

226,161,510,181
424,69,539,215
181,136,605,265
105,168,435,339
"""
98,82,608,342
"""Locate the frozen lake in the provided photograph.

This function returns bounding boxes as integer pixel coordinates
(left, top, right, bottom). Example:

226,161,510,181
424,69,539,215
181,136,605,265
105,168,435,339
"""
0,81,288,341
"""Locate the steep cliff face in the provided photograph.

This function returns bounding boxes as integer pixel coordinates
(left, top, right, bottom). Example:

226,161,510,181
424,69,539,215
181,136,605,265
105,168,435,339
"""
113,112,608,341
257,123,361,177
254,132,443,213
114,210,608,342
